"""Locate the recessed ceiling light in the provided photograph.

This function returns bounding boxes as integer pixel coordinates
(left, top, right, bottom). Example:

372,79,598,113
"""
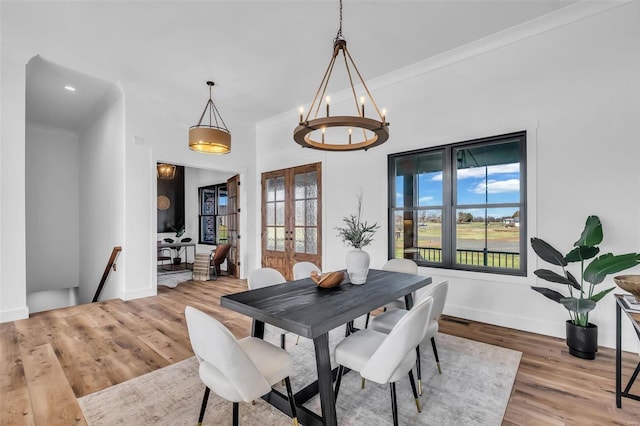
64,85,76,92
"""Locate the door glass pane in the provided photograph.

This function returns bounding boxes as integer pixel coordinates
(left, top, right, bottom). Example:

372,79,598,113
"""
266,178,275,202
275,227,285,251
305,200,317,226
217,216,228,243
275,201,285,226
295,173,305,199
295,227,305,252
275,176,285,201
295,200,305,226
266,227,275,251
305,228,317,254
266,202,275,226
306,171,317,198
455,140,521,205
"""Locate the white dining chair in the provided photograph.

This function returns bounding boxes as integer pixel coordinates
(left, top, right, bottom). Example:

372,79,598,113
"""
370,280,449,395
364,259,418,328
248,267,289,349
292,261,321,280
185,306,299,426
334,296,434,426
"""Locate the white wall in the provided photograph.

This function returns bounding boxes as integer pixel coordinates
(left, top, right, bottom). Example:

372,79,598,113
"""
0,53,29,322
78,91,125,304
124,83,256,296
27,287,78,314
256,3,640,350
25,124,80,293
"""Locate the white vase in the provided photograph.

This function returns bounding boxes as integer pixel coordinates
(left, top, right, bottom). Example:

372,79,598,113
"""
346,248,370,285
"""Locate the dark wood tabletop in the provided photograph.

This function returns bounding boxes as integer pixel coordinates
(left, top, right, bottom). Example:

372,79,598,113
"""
221,268,432,426
221,268,432,339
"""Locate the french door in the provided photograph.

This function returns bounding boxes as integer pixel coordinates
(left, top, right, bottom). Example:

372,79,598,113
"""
226,174,240,278
261,163,322,280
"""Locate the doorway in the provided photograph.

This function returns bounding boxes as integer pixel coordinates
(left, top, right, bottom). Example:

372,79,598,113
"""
156,165,240,282
261,162,322,279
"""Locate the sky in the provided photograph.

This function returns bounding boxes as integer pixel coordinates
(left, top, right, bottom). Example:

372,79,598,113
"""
396,162,521,219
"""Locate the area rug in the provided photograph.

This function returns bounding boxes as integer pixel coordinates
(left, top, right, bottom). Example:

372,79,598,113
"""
157,271,193,288
78,325,521,425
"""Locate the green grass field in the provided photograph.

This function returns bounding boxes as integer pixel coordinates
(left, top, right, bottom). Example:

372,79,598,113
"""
394,222,521,269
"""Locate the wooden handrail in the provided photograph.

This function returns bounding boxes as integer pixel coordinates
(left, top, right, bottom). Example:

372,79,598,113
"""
92,246,123,303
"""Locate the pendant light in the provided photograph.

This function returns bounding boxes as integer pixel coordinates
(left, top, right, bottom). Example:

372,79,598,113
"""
157,163,176,179
189,81,231,154
293,0,389,151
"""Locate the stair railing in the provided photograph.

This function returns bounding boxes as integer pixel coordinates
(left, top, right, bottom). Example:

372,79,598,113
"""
92,246,123,303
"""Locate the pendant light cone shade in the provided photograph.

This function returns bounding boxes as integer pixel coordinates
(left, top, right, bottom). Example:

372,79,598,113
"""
293,0,389,152
157,163,176,179
189,81,231,154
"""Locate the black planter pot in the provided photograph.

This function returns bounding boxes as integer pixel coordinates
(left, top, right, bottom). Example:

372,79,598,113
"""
566,320,598,360
172,257,182,265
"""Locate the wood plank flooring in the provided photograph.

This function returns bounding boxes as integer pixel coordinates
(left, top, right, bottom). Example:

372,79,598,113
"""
1,276,639,425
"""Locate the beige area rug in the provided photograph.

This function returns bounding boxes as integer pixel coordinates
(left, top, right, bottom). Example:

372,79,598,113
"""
78,324,521,425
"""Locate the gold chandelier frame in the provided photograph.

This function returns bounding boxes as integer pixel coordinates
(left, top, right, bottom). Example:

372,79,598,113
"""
293,2,389,152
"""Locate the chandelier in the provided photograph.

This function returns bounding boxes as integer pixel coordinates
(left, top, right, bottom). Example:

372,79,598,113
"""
293,0,389,151
157,163,176,179
189,81,231,154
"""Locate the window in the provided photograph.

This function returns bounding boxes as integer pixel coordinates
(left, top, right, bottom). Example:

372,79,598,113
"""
198,184,228,245
388,131,526,275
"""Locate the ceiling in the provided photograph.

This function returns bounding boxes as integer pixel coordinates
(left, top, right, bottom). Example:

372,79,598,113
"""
8,0,579,133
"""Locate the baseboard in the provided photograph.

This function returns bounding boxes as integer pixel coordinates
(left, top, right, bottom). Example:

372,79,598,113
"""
121,287,156,301
0,306,29,322
445,304,636,352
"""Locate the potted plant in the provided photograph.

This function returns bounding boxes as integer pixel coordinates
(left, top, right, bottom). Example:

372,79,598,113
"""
531,215,640,359
336,191,380,284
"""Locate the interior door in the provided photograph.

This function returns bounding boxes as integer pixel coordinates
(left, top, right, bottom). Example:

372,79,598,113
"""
226,174,240,278
262,163,322,279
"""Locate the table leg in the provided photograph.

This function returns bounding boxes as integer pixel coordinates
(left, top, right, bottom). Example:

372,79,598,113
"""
313,333,337,426
404,293,414,310
252,319,265,339
616,300,622,408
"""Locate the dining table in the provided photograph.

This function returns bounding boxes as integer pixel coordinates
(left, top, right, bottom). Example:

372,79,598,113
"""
221,268,432,426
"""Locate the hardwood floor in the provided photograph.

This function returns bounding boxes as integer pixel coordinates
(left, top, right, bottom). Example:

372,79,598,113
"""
1,276,639,425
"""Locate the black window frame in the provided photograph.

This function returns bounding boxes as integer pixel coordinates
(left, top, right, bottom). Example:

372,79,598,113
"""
198,183,228,245
388,131,527,276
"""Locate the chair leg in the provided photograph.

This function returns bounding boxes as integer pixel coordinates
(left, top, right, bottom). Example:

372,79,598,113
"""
295,335,300,345
232,402,239,426
408,370,421,413
431,336,442,374
210,265,218,281
389,382,399,426
416,345,422,395
281,334,286,350
284,377,299,426
361,377,365,389
334,365,345,400
364,312,370,328
197,386,210,426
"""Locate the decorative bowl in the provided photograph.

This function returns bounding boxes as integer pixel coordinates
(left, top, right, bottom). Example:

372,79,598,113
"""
310,270,345,289
614,275,640,302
